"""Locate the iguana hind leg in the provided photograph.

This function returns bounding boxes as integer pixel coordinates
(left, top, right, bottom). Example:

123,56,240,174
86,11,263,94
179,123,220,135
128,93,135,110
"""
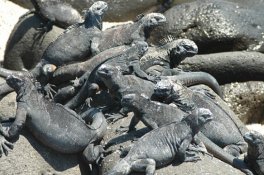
83,143,104,164
131,158,156,175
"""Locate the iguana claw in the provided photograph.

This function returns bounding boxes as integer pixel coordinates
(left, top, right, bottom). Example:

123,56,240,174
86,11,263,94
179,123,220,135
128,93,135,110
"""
0,135,14,157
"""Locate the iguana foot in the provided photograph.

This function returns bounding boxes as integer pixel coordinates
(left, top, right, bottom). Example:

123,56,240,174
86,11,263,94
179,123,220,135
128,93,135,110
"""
44,83,57,99
106,112,127,123
184,151,201,162
0,135,14,157
115,126,130,133
188,144,213,158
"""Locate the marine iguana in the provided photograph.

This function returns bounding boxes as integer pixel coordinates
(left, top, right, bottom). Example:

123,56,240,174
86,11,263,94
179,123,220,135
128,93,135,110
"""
98,13,166,52
244,131,264,175
27,0,82,30
151,79,248,156
120,93,253,175
0,74,107,164
105,108,214,175
96,65,222,107
41,0,108,66
0,1,108,97
62,41,152,109
139,38,198,74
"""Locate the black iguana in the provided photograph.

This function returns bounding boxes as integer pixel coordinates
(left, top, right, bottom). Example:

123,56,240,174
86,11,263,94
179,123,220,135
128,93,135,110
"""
105,108,213,175
120,93,253,175
0,74,107,165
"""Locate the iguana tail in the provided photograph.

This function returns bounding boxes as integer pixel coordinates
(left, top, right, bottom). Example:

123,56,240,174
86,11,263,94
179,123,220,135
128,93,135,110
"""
174,71,223,98
198,133,254,175
0,67,26,78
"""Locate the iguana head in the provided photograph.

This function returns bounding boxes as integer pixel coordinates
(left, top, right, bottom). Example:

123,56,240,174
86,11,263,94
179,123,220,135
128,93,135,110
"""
244,131,264,148
141,13,166,27
184,108,213,133
153,79,174,99
85,1,108,16
169,39,198,68
132,41,149,57
6,75,28,92
97,65,119,79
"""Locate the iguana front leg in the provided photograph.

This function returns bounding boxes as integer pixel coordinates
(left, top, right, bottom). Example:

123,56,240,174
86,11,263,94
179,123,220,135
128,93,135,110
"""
83,143,104,164
178,134,200,162
1,103,28,139
0,103,27,157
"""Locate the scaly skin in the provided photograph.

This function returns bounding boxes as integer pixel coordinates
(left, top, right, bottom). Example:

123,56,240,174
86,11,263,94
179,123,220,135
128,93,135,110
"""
0,1,108,98
41,1,108,66
0,75,107,164
140,38,198,72
244,131,264,175
98,13,166,52
105,108,213,175
152,79,248,156
121,93,253,175
63,41,150,110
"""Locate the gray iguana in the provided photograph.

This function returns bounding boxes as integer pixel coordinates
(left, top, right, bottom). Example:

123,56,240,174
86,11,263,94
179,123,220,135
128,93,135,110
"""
244,131,264,175
63,41,151,110
41,0,108,66
140,38,198,74
105,108,213,175
151,79,248,156
120,93,253,175
98,13,166,52
0,75,107,164
0,1,108,98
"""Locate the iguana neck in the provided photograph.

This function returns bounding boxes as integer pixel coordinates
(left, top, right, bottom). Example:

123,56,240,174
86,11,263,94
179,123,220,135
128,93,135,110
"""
16,83,36,102
84,11,102,30
169,54,185,68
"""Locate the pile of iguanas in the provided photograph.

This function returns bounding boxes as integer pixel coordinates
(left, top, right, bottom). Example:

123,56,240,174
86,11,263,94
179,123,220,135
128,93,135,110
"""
0,1,263,175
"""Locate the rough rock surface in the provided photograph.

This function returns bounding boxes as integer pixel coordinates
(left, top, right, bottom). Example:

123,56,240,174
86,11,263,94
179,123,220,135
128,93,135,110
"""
9,0,158,22
101,114,244,175
179,51,264,84
148,0,264,54
222,81,264,124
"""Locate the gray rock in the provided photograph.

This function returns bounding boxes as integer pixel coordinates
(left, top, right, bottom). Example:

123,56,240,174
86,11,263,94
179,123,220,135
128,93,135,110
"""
100,114,244,175
9,0,158,22
222,81,264,124
148,0,264,54
179,51,264,84
3,13,64,70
